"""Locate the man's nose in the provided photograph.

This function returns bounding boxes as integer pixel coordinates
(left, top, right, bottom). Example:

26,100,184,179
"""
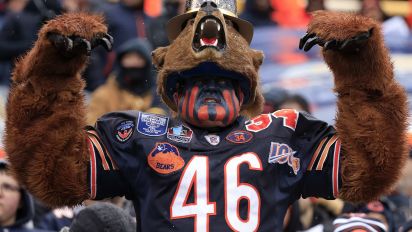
200,1,219,15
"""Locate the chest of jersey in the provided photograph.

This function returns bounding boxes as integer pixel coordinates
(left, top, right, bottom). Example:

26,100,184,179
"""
127,116,303,231
94,110,337,231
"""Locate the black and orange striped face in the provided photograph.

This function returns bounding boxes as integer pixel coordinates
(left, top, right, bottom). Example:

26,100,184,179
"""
174,77,243,128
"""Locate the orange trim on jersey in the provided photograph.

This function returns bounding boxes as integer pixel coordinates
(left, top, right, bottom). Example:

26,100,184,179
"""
316,135,338,171
332,139,341,198
88,135,110,171
105,147,119,170
307,137,327,171
87,138,97,199
86,130,118,170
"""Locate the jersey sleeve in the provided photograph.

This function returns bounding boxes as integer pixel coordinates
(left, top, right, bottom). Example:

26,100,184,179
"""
85,111,140,200
301,133,341,200
288,110,342,200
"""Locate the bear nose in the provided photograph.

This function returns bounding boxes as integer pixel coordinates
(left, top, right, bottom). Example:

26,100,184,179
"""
200,1,218,15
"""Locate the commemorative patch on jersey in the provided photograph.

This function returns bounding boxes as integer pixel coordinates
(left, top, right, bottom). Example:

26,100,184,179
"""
147,142,185,174
115,120,134,142
268,142,300,175
205,134,220,146
137,112,169,136
226,130,253,144
167,125,193,143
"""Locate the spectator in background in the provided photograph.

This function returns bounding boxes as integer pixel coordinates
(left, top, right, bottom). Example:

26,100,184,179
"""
360,0,388,22
305,0,325,13
278,94,311,113
0,157,52,231
407,0,412,29
262,86,288,114
97,0,150,79
101,0,149,51
58,0,105,91
0,0,60,85
147,0,185,49
240,0,276,27
360,0,410,41
59,203,136,232
87,38,166,124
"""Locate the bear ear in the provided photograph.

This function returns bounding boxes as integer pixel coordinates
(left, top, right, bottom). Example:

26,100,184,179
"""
251,50,264,70
152,46,169,70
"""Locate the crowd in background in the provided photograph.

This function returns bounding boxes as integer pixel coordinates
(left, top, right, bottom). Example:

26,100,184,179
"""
0,0,412,231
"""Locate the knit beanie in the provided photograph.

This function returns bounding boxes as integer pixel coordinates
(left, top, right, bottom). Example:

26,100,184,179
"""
69,203,136,232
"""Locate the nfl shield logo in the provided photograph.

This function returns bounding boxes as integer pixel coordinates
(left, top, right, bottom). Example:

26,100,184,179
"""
205,134,220,146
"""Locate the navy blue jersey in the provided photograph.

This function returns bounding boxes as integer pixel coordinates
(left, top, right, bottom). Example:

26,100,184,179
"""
86,109,341,231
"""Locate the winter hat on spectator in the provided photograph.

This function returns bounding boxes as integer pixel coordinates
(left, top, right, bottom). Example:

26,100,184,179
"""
399,220,412,232
69,202,135,232
333,200,394,232
333,213,387,232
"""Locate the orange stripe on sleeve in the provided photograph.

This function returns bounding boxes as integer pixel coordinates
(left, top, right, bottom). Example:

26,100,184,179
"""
307,137,328,171
316,135,338,171
87,138,97,199
332,139,341,198
86,130,117,170
88,135,110,171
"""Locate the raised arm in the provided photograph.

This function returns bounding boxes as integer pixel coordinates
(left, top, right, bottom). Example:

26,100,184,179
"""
300,11,408,202
5,13,112,207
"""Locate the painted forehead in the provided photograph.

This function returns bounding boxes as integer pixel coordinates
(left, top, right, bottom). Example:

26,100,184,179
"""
180,76,237,86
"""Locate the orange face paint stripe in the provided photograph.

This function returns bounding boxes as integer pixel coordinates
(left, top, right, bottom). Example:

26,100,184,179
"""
223,90,234,123
215,106,226,121
198,105,210,121
188,86,199,120
181,89,189,117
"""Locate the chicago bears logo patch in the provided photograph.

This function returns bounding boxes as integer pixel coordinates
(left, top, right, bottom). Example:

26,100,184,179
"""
148,142,185,174
226,130,253,144
115,120,134,142
167,125,193,143
137,112,169,136
268,142,300,175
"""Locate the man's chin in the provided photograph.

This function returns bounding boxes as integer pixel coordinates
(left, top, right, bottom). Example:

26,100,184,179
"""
184,119,232,129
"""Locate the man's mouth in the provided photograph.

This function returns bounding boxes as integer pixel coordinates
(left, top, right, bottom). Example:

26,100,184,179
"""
203,97,221,104
193,16,226,52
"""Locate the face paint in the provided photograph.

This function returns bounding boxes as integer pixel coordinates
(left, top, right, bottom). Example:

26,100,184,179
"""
176,77,242,128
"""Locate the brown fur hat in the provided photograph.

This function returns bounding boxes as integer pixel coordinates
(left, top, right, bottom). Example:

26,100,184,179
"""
152,8,265,118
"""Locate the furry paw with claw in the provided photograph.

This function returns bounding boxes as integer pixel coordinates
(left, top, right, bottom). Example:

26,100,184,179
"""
47,32,113,57
299,11,378,53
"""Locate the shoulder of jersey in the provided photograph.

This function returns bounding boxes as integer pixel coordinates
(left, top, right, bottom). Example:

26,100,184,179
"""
244,110,300,135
